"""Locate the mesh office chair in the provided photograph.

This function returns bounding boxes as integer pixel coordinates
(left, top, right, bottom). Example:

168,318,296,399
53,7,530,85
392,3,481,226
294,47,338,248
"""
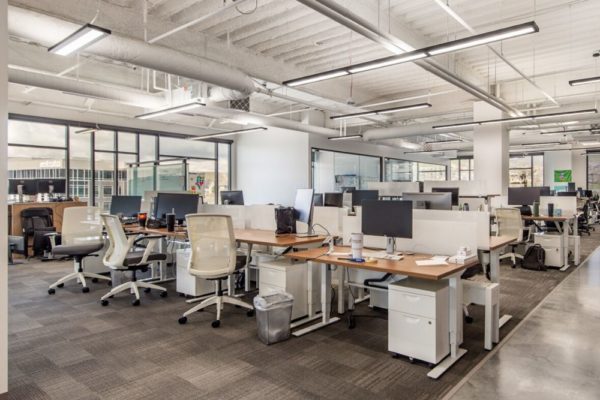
48,207,111,294
178,214,254,328
100,214,167,306
496,208,532,268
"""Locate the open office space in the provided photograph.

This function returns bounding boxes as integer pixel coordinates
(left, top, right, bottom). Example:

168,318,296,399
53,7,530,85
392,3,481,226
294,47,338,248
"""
2,1,600,399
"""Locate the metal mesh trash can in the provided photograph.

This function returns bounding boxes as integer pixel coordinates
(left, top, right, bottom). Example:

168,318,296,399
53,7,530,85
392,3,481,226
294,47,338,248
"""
253,292,294,345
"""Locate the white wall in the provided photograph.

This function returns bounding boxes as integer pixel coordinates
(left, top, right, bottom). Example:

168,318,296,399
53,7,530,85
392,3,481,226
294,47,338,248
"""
543,150,586,189
234,128,310,206
1,0,8,393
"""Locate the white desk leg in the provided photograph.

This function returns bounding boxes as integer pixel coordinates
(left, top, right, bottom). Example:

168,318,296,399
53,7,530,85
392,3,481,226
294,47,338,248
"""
489,248,512,328
337,266,345,315
292,262,340,336
245,243,253,292
573,217,580,265
561,220,570,271
428,272,467,379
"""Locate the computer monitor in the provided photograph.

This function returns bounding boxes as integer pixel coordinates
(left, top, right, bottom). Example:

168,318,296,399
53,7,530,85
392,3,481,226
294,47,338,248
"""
154,193,200,222
37,179,66,194
313,193,324,207
341,186,355,192
221,190,244,205
432,187,459,206
567,182,576,192
557,191,577,197
8,179,38,195
584,190,593,198
110,195,142,218
402,192,452,210
362,200,413,254
294,188,316,236
351,190,379,207
324,192,343,207
508,187,551,205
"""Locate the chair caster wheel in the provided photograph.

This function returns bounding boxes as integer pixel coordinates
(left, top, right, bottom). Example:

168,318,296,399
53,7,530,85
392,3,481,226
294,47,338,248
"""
57,283,64,288
160,291,167,298
465,316,474,324
511,263,517,269
246,310,254,317
132,299,140,306
144,288,151,293
48,288,55,295
428,363,434,369
211,320,220,328
178,316,188,324
82,287,90,293
101,300,109,306
91,278,99,283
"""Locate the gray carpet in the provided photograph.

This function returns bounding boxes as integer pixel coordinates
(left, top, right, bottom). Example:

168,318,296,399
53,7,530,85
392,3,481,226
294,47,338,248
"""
7,230,600,400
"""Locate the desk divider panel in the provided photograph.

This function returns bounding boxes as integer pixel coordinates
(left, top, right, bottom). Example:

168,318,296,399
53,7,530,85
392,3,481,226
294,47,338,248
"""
539,196,577,216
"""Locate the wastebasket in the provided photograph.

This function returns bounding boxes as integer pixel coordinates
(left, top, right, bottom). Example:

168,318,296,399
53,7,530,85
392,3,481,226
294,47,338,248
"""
253,292,294,345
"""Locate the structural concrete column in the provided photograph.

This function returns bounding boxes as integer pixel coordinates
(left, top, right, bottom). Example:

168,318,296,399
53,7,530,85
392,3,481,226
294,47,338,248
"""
473,101,509,195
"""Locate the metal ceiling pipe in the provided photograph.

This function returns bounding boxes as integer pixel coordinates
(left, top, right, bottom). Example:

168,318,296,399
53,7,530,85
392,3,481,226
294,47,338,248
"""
7,6,256,97
296,0,519,115
8,67,165,108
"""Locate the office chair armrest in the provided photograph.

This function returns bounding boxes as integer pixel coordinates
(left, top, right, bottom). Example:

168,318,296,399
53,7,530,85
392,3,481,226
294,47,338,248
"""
138,237,161,265
44,232,61,249
133,235,164,247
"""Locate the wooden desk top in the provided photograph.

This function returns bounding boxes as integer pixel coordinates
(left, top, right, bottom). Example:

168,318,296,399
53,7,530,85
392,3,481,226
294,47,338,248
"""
233,229,326,246
489,235,517,250
124,226,326,247
522,215,568,222
286,246,474,280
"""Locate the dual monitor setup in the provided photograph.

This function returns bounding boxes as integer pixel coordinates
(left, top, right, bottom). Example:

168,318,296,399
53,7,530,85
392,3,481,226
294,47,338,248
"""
111,193,202,225
8,178,67,196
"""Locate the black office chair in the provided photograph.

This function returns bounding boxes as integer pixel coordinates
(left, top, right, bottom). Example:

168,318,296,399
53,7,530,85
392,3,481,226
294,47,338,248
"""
578,203,594,236
21,207,56,258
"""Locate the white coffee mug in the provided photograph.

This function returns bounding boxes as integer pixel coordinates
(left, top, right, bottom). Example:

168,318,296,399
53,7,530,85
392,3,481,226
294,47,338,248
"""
350,232,364,259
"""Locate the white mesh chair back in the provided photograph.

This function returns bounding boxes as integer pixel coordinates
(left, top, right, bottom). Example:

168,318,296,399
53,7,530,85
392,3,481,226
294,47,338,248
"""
61,207,103,246
101,214,130,269
496,208,524,241
186,214,236,279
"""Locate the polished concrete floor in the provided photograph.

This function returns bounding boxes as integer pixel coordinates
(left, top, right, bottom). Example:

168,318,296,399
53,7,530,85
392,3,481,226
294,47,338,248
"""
448,247,600,400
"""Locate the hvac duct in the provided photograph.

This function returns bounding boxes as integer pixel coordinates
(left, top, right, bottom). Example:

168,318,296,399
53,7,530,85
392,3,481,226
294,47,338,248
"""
7,6,256,97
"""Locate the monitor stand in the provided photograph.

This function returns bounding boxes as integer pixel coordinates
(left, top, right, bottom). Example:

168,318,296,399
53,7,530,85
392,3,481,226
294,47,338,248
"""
386,236,396,255
519,205,532,216
296,225,319,238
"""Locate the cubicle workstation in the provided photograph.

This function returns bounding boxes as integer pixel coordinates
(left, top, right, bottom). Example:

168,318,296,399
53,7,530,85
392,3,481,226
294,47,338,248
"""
402,192,453,210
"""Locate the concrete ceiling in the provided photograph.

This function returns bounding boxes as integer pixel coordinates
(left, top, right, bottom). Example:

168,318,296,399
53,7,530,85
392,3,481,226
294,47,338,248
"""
6,0,600,153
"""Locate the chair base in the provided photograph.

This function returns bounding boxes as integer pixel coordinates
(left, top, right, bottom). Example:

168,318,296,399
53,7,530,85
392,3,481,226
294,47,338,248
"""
100,280,167,305
48,271,110,293
499,251,523,267
178,294,253,326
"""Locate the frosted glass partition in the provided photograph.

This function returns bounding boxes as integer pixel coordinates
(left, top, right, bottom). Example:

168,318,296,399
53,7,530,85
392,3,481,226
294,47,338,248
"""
157,163,186,191
312,149,380,192
128,164,155,196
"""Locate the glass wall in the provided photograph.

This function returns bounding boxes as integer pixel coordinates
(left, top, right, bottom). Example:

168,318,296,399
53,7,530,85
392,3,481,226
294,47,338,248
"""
450,158,474,181
587,152,600,191
384,158,413,181
7,117,231,206
312,149,380,192
416,162,447,181
509,154,544,187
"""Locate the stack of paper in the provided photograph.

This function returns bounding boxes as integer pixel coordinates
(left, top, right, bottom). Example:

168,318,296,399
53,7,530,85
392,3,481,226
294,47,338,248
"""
415,256,449,267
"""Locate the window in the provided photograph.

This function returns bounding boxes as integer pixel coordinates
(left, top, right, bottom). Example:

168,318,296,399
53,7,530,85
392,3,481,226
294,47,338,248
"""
312,149,381,192
384,158,413,181
450,158,474,181
509,154,544,187
587,152,600,191
416,162,447,181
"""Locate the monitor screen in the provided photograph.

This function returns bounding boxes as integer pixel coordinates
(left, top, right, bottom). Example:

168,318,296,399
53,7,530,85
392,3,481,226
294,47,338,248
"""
294,188,315,225
402,192,452,210
154,193,200,221
8,179,38,195
324,192,343,207
351,190,379,207
110,195,142,218
508,187,551,205
313,193,324,207
557,191,577,197
221,190,244,205
362,200,413,238
432,187,459,206
37,179,66,194
341,186,355,192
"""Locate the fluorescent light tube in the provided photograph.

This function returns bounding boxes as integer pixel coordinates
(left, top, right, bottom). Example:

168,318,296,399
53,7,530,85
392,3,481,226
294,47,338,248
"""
433,121,480,129
330,103,432,120
540,129,593,135
136,100,206,120
580,141,600,146
569,76,600,86
330,111,377,121
520,142,562,147
424,139,463,144
428,22,538,56
48,23,111,56
348,52,427,73
328,134,363,141
75,127,97,134
188,127,267,140
284,70,349,87
531,109,597,120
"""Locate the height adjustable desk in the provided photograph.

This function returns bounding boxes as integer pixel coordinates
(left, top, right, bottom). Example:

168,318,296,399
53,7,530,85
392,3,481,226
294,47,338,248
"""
286,246,478,379
521,215,575,270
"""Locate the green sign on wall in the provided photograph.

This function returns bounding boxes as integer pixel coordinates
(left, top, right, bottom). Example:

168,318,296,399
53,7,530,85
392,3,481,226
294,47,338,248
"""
554,169,572,182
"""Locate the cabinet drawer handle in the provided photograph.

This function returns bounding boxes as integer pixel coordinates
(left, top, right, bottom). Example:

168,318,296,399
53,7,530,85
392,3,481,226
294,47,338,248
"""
403,294,421,302
405,316,421,324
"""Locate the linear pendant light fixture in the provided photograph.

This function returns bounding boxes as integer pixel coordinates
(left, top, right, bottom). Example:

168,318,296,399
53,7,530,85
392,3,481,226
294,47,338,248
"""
569,76,600,86
283,21,538,87
433,108,598,130
188,127,267,140
136,100,206,120
330,103,432,120
540,128,600,135
328,134,363,141
48,23,111,56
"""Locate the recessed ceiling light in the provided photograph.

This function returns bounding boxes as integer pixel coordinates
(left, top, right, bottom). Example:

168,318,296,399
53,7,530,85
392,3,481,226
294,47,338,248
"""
48,23,111,56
